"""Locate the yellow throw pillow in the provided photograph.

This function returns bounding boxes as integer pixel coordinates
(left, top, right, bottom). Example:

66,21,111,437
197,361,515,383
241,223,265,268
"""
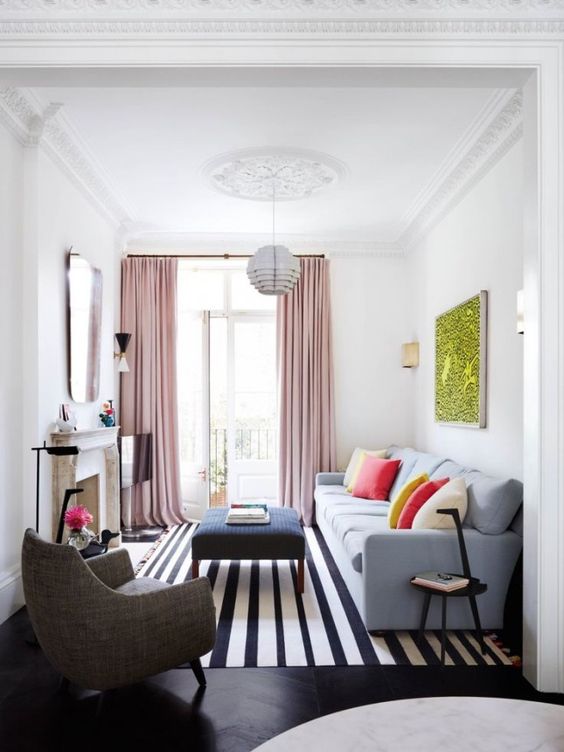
346,448,387,493
387,473,429,528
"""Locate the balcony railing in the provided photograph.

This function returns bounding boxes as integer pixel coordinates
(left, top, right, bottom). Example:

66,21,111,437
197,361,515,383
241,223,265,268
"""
209,427,276,508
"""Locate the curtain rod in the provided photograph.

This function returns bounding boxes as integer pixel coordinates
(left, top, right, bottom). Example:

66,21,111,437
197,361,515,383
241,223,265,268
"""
125,253,325,259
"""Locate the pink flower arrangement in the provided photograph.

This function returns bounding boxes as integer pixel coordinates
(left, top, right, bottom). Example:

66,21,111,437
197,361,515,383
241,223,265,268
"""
64,505,93,531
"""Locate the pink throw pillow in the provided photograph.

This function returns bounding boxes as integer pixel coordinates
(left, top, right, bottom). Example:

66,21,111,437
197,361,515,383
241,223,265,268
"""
351,457,401,501
396,477,450,529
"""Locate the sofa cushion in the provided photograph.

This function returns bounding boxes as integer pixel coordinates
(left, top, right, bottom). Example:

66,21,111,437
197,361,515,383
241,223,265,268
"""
331,514,390,573
324,501,390,533
430,459,470,480
412,477,468,529
465,475,523,534
386,447,418,499
408,452,446,481
314,487,389,525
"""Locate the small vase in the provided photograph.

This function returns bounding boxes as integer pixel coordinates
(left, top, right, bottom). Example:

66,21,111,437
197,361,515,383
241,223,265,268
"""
67,527,94,551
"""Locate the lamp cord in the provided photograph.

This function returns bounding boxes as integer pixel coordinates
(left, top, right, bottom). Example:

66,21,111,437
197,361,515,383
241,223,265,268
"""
272,173,276,288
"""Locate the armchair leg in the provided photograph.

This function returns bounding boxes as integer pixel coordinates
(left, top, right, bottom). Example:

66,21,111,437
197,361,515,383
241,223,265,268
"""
190,658,207,687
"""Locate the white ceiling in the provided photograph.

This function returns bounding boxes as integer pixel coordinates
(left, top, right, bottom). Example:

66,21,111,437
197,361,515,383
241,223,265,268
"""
31,79,511,245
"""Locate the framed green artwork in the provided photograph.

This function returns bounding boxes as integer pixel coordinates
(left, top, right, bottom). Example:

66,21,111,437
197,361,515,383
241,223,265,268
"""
435,291,488,428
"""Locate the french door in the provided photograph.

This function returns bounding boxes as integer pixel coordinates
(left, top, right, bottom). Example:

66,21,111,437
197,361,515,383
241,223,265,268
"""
177,310,210,520
177,270,278,520
226,315,277,505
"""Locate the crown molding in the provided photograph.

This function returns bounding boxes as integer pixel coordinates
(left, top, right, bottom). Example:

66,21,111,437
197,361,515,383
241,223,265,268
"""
400,88,523,251
0,20,563,38
0,87,131,227
123,230,404,257
0,0,563,18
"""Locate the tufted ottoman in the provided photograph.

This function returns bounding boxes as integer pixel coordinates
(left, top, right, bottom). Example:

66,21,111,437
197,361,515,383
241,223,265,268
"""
191,507,306,593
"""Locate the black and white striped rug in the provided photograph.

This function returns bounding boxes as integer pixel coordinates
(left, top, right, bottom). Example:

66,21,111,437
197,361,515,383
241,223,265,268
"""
136,523,515,668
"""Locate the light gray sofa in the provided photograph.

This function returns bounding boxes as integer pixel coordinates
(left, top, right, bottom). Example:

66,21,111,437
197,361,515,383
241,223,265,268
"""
315,446,523,631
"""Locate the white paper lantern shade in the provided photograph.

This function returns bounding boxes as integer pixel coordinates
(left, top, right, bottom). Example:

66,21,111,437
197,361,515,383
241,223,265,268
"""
247,245,301,295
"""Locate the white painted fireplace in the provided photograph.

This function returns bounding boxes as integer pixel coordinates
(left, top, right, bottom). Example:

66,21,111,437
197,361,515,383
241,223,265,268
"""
49,427,121,546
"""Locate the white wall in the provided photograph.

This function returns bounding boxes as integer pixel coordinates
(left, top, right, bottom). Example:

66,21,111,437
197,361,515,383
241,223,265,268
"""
410,142,524,480
331,255,414,469
0,122,118,624
33,151,118,536
0,125,25,621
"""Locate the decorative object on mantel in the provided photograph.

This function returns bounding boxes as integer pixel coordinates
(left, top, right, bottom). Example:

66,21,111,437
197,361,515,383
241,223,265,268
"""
99,400,115,427
31,442,80,534
114,332,132,372
64,504,95,551
401,342,420,368
55,403,77,432
435,291,488,428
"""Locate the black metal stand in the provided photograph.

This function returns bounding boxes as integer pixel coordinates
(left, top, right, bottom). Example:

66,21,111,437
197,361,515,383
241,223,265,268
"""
31,442,79,534
411,508,488,665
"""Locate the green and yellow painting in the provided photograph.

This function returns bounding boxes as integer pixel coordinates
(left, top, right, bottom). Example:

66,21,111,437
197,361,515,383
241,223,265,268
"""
435,291,487,427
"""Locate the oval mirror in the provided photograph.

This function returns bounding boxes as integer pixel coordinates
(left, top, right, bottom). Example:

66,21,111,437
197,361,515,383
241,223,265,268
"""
67,251,103,403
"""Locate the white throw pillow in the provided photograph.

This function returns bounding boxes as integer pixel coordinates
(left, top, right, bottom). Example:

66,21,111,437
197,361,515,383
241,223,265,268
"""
343,447,387,490
411,477,468,529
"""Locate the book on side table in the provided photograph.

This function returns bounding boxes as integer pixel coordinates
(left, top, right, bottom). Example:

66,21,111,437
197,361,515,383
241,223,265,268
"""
226,503,271,525
411,571,470,592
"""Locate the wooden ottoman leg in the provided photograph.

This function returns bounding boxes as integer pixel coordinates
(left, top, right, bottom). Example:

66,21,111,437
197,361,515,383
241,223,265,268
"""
192,560,199,579
297,558,305,594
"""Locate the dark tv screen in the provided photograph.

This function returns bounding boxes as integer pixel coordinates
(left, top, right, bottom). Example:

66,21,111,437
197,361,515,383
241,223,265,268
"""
120,434,152,488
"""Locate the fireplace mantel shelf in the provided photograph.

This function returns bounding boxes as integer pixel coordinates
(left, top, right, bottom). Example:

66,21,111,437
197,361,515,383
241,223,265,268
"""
50,427,120,452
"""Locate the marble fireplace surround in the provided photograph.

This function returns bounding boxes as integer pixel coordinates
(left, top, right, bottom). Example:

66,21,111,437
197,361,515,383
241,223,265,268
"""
49,427,121,547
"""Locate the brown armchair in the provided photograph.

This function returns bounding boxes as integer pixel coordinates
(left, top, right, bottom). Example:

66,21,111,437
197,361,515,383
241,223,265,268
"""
21,529,216,691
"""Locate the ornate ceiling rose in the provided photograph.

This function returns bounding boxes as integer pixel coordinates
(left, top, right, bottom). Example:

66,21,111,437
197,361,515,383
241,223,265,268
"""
203,147,346,201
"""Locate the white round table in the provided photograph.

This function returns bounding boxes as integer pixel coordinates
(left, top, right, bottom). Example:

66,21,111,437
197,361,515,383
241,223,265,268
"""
251,697,564,752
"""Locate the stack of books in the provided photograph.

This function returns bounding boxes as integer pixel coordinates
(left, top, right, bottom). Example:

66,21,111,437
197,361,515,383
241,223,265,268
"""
411,571,470,592
226,503,270,525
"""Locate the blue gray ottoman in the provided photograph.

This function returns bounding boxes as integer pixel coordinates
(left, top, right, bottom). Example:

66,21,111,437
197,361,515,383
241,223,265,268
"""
191,507,306,593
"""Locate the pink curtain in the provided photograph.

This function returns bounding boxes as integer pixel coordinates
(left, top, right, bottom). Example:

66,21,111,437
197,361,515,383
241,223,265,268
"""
277,257,336,526
120,257,185,526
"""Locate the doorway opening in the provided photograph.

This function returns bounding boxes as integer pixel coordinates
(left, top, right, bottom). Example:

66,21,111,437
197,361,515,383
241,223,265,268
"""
177,261,277,519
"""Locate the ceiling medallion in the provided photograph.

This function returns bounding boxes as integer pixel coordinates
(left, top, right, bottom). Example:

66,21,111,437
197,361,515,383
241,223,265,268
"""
203,147,346,201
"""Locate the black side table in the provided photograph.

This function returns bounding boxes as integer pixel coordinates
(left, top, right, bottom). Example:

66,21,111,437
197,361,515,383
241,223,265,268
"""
411,576,487,664
410,508,488,666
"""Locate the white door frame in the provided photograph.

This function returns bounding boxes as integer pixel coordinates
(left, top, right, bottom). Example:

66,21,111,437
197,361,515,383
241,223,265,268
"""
227,312,277,505
10,24,564,692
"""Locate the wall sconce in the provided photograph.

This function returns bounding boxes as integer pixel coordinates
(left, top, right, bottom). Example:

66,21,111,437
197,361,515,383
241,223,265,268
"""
114,332,132,372
401,342,420,368
517,289,524,334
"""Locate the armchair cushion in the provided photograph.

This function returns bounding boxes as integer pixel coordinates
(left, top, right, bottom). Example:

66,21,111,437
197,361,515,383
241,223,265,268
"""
86,547,135,589
116,578,169,595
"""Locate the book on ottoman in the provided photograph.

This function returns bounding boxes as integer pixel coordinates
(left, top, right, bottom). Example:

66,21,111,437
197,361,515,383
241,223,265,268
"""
226,504,270,525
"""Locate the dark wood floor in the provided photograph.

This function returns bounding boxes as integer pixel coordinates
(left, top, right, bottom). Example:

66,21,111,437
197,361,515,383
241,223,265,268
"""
1,609,562,752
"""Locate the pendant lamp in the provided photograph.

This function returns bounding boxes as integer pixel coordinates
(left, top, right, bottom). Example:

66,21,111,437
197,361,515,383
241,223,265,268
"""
247,177,301,296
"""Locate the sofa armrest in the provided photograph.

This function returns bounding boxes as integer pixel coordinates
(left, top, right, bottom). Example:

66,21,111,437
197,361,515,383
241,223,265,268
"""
316,472,346,486
360,527,522,630
362,527,519,578
86,547,135,589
